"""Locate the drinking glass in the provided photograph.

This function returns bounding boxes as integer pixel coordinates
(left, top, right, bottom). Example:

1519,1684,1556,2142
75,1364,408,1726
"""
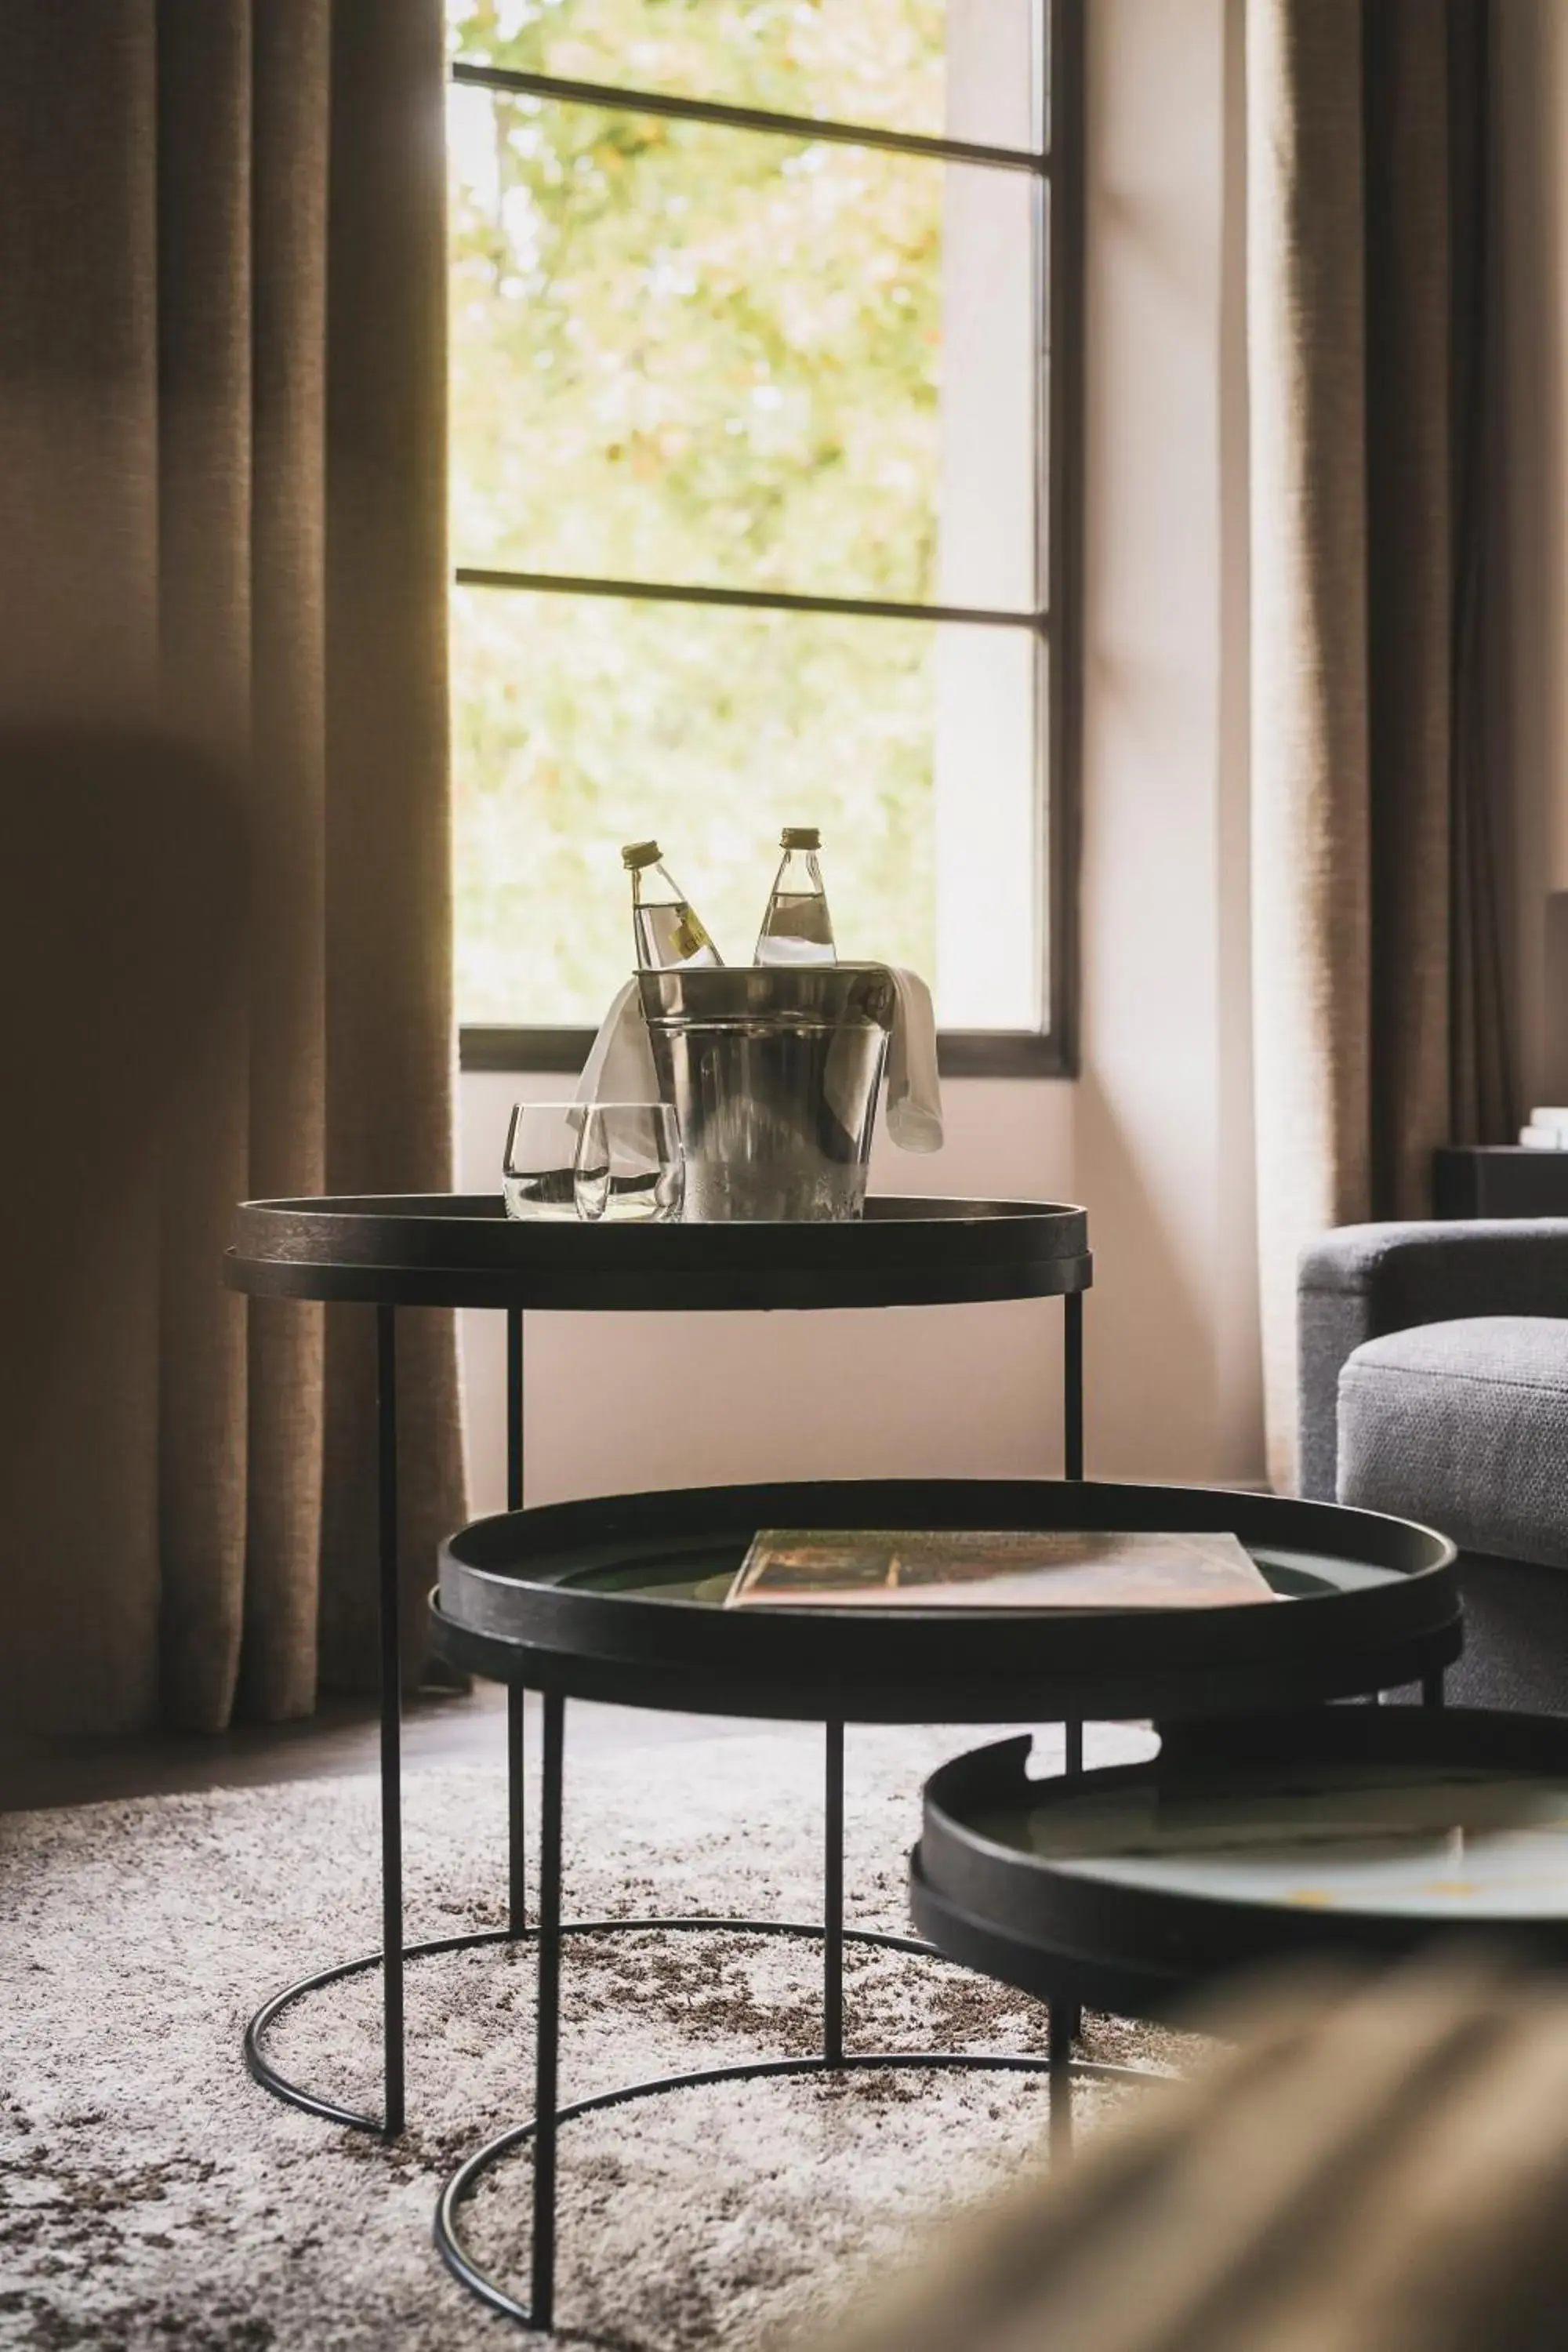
502,1103,583,1221
574,1103,684,1224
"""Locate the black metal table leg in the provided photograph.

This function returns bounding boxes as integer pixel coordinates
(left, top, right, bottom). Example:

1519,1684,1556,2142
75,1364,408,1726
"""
507,1689,527,1938
506,1307,527,1939
245,1298,521,2132
376,1303,406,2141
1056,1719,1084,2046
1048,1998,1076,2165
824,1721,845,2068
1058,1294,1085,2051
532,1692,566,2334
1063,1291,1084,1480
506,1305,524,1511
1422,1669,1446,1709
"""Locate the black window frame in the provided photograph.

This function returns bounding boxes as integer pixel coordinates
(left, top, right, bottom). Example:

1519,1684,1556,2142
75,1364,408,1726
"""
451,0,1083,1080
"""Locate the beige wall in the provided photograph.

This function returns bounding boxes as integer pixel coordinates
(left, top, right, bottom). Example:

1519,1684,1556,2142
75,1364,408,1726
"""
456,0,1265,1518
1069,0,1259,1494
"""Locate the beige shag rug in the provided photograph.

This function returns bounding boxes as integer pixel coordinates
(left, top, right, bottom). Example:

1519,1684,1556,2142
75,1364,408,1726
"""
0,1719,1186,2351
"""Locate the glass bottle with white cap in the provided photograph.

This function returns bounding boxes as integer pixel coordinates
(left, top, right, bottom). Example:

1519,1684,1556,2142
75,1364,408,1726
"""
622,840,723,970
754,826,837,967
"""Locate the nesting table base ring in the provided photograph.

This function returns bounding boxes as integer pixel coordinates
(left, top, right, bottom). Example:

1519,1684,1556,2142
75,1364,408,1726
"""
434,2048,1160,2332
245,1926,519,2135
243,1914,942,2137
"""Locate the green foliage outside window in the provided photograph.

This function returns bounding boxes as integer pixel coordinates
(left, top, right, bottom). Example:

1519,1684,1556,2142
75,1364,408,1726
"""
449,0,949,1025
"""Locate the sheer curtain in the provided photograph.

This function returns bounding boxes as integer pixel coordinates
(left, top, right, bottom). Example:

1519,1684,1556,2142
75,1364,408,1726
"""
0,0,465,1734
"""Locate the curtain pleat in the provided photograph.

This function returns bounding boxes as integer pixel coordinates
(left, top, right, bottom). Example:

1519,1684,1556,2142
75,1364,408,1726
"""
0,5,163,1735
238,0,332,1723
1247,0,1514,1489
0,0,465,1735
1363,2,1454,1224
0,4,159,722
154,0,254,1730
1447,2,1517,1145
318,0,464,1692
1247,0,1373,1489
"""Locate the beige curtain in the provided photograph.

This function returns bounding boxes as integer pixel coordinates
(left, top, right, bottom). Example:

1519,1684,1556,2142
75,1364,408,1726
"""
1247,0,1514,1488
0,1,466,1736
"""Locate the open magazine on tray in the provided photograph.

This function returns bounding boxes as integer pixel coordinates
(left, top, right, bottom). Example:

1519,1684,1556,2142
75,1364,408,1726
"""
724,1528,1276,1612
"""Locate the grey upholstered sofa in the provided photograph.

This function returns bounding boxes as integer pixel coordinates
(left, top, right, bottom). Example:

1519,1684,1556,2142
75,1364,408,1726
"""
1299,1220,1568,1711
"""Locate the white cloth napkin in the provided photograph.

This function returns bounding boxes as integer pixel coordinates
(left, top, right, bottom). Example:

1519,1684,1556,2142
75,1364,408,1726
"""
575,965,943,1153
882,965,943,1152
575,977,659,1108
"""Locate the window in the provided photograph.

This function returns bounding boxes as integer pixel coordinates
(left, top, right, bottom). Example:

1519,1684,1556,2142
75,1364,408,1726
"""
448,0,1082,1075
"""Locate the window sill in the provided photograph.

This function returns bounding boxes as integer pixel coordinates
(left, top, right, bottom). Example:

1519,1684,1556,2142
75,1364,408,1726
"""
459,1025,1073,1080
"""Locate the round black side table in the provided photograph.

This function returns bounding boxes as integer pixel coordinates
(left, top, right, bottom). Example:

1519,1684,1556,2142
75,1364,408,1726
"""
428,1475,1458,2329
225,1193,1094,2147
913,1703,1568,2045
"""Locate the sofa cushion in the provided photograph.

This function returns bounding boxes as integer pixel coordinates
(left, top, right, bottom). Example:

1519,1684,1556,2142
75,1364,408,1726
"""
1338,1316,1568,1569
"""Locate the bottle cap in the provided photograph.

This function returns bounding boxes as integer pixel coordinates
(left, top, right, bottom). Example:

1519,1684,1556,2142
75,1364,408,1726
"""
622,840,662,870
780,826,820,851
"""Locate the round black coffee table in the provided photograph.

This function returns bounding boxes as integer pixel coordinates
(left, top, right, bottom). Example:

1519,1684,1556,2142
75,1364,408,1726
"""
913,1705,1568,2024
227,1196,1459,2338
428,1475,1457,2328
226,1195,1093,2161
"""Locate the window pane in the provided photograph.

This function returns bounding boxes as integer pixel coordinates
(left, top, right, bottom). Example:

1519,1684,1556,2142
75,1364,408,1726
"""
449,1,1043,155
452,586,1040,1029
449,86,1038,609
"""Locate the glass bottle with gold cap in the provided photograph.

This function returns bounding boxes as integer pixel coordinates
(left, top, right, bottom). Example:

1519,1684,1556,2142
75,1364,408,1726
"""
754,826,836,966
622,840,723,970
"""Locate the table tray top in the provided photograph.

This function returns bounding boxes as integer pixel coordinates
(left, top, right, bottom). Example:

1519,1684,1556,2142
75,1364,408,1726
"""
430,1477,1459,1724
913,1709,1568,2013
225,1192,1091,1311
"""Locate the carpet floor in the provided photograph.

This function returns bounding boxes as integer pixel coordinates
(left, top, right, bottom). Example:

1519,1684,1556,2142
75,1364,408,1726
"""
1,1719,1189,2352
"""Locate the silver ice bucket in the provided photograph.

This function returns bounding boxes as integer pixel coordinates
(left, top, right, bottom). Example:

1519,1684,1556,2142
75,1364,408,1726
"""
637,965,896,1221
